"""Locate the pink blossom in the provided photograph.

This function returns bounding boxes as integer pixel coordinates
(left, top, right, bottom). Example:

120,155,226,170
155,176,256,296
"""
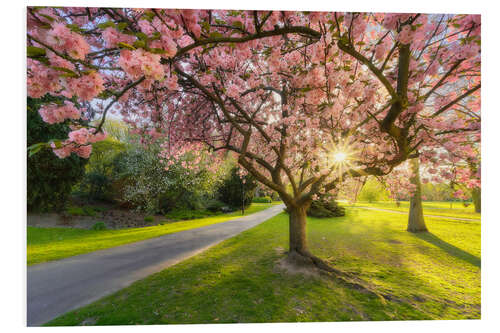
68,128,90,145
38,101,81,124
74,144,92,158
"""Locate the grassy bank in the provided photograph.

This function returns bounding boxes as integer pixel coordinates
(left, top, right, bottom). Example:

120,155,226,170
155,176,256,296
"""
28,203,276,266
351,201,480,220
47,208,480,325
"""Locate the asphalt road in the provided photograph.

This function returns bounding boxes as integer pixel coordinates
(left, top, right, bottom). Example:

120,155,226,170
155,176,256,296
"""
27,204,285,326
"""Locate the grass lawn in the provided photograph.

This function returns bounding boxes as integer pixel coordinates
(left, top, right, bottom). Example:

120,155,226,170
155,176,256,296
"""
352,201,480,220
46,208,480,325
28,203,277,266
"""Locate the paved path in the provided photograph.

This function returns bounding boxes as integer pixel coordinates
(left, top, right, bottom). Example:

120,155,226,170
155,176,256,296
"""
354,206,480,222
27,204,285,326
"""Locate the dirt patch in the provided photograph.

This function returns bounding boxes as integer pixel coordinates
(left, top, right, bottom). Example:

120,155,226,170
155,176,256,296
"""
275,256,322,278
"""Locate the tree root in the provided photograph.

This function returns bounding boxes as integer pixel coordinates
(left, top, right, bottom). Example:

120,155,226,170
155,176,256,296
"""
284,250,393,303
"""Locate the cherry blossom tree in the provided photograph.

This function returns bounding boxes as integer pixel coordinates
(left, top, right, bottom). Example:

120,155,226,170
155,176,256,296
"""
27,8,480,271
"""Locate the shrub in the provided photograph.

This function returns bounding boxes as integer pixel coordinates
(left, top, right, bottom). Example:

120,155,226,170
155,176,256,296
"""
144,215,154,222
27,96,88,212
206,200,226,212
218,167,258,209
307,196,345,218
67,206,97,217
91,222,107,230
253,196,272,203
76,138,127,202
109,145,221,213
92,206,108,213
165,209,215,221
270,192,281,201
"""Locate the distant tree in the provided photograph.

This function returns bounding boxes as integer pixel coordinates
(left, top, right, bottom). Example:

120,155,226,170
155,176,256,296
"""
77,138,126,201
218,167,258,212
358,177,390,203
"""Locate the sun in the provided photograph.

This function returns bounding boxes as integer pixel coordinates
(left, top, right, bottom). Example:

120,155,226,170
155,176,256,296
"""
333,151,347,163
324,139,360,180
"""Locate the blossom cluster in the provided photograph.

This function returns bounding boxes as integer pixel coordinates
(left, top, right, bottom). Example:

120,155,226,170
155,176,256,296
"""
38,101,80,124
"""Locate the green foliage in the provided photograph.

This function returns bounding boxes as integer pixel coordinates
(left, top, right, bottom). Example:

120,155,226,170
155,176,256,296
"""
76,138,126,202
218,167,258,209
270,192,281,201
306,194,345,218
27,96,88,212
164,209,216,221
205,200,227,212
253,196,272,203
358,177,390,203
108,144,221,213
91,222,107,231
66,206,97,217
421,182,455,201
144,216,154,222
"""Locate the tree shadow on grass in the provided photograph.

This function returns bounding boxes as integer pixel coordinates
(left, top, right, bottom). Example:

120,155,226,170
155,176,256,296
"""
414,232,480,268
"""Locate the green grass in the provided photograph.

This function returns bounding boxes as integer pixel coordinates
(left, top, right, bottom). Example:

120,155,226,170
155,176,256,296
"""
27,203,275,266
46,208,480,325
352,201,480,220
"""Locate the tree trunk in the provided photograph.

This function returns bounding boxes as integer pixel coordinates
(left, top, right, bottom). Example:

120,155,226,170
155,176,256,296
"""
407,158,428,233
289,205,308,254
472,187,481,213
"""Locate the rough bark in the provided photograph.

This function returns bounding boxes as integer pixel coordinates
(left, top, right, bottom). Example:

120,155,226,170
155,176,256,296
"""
289,205,309,254
407,158,428,232
472,187,481,213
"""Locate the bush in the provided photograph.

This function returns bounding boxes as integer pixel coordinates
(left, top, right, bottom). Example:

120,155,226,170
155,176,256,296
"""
78,171,111,201
165,209,215,221
218,167,258,209
253,196,272,203
270,192,281,201
91,222,107,230
206,200,226,212
27,96,88,212
66,206,97,217
76,138,127,202
307,196,345,218
144,215,154,222
109,145,220,213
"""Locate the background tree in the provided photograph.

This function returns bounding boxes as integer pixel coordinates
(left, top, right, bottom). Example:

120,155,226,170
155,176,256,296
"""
217,166,258,212
358,177,390,203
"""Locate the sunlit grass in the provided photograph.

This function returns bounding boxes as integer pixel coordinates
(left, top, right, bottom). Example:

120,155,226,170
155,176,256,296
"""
351,201,480,219
27,203,276,266
47,208,480,325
